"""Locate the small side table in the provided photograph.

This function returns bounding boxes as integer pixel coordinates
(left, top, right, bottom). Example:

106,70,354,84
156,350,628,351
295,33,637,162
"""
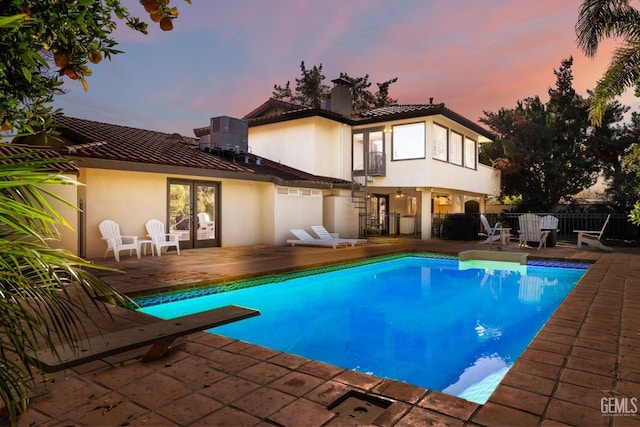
491,227,511,250
138,239,155,256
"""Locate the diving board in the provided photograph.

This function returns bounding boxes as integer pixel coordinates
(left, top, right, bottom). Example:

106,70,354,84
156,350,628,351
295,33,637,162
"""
29,305,260,373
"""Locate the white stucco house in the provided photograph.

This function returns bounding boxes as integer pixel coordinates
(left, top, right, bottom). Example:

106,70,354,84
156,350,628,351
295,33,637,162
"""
197,78,500,240
10,81,499,258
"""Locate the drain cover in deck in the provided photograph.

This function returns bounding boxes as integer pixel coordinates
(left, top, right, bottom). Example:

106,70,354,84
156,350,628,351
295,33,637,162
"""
328,390,393,423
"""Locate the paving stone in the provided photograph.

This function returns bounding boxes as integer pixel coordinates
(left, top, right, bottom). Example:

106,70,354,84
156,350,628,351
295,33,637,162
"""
232,386,297,419
118,372,191,410
269,371,325,395
191,406,261,426
199,375,260,404
395,406,464,427
155,392,223,425
269,398,335,426
472,402,540,426
418,391,479,421
236,361,291,385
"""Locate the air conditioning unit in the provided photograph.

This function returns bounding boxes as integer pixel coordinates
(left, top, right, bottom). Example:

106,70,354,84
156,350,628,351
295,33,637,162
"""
210,116,248,151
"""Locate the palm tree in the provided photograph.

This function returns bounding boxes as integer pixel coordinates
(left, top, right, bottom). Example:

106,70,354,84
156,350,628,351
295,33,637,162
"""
576,0,640,126
0,144,130,425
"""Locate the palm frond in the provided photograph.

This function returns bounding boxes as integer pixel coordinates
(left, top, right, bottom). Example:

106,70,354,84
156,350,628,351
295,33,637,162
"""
575,0,640,56
0,144,133,425
589,39,640,125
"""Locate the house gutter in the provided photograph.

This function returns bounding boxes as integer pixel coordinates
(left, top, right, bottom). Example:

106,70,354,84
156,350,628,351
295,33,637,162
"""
67,157,342,189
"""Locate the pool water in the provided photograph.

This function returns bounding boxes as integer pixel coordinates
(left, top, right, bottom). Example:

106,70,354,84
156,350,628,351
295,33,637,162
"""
136,256,587,404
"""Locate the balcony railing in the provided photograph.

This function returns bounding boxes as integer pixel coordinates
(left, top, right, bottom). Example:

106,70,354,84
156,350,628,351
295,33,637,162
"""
352,151,385,177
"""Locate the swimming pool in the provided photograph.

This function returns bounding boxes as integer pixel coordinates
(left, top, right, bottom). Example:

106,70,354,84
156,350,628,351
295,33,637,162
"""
136,254,588,404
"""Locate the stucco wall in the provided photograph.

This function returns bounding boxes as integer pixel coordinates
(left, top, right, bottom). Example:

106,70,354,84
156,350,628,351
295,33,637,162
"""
71,167,330,258
322,190,360,238
83,169,168,259
220,179,272,246
42,174,81,254
79,169,282,259
249,117,349,180
273,188,323,244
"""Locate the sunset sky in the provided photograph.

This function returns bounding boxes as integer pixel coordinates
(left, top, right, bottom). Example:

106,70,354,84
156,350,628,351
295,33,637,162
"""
52,0,635,137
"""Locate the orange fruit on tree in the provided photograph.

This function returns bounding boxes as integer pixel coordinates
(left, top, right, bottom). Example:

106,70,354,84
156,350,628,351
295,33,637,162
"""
149,12,161,22
54,51,70,68
88,51,102,64
63,68,79,80
143,0,160,13
159,16,173,31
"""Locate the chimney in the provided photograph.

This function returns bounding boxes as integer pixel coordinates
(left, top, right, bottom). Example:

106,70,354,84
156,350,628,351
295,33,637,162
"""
327,77,352,117
429,97,434,104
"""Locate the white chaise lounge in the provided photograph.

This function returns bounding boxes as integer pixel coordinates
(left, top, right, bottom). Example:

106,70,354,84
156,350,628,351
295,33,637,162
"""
287,229,351,249
310,225,367,246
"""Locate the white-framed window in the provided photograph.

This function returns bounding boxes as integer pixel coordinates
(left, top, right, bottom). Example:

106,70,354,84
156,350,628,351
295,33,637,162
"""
464,137,477,169
449,131,463,165
277,187,322,197
392,122,425,160
433,123,448,161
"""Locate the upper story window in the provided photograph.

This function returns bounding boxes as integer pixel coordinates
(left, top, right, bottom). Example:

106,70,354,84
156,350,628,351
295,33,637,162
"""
449,131,463,166
464,136,477,169
433,123,448,161
392,122,425,160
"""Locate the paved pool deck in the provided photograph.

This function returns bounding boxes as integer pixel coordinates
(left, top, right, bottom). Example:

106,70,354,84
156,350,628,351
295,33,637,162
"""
17,238,640,426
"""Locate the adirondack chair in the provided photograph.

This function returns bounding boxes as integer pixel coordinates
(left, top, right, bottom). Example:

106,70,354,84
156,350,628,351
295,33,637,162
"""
574,214,612,251
98,219,140,262
479,214,501,245
145,219,181,257
518,214,550,250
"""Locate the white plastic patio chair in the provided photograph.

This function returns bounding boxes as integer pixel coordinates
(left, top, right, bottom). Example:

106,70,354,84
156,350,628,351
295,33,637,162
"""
145,219,181,257
98,219,140,262
574,214,612,251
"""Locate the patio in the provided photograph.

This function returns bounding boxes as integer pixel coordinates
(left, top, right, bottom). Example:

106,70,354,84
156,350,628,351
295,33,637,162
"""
17,238,640,426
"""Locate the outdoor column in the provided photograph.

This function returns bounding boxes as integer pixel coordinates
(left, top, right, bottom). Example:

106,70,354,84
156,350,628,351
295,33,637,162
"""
419,188,432,240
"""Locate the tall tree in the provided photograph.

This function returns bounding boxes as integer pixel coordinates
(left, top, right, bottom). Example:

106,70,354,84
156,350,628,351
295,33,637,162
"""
604,111,640,210
480,58,611,210
273,61,329,108
338,73,398,111
576,0,640,127
272,61,398,111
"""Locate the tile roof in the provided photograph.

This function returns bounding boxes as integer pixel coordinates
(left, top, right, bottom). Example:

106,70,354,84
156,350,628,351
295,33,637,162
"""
242,99,494,140
51,115,250,172
11,115,349,187
241,98,309,120
0,143,79,173
358,104,443,118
